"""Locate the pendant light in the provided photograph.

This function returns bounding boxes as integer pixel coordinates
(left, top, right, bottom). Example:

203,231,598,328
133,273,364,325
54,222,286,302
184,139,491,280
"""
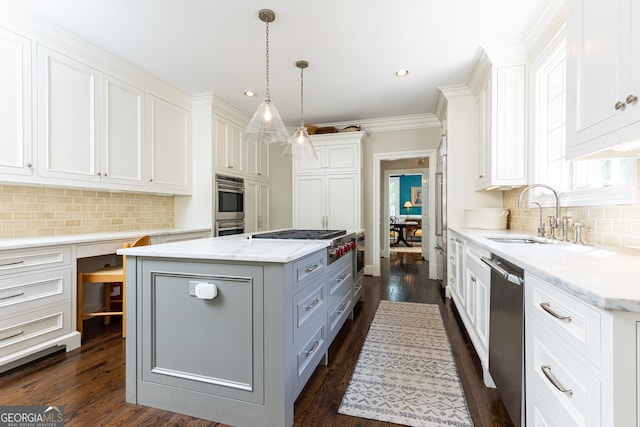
282,60,318,159
242,9,289,145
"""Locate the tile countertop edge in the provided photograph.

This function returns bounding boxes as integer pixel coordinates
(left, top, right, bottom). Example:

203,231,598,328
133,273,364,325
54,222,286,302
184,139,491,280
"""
118,235,330,264
449,227,640,313
0,228,211,251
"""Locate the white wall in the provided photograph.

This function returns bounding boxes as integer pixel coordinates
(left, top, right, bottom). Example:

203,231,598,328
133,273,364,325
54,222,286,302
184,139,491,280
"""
269,144,293,230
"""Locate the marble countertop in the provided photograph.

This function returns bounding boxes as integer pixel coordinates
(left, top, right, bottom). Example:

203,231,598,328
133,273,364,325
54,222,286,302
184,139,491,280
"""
0,228,211,251
450,227,640,312
118,233,330,263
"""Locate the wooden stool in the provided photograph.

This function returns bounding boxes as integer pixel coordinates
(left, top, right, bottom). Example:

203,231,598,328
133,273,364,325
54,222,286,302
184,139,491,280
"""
77,235,150,338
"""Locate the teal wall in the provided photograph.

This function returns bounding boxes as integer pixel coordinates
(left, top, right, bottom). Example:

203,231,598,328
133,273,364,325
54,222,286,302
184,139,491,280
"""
399,175,422,215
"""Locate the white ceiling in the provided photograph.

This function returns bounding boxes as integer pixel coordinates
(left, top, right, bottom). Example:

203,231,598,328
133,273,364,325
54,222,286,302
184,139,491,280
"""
13,0,544,126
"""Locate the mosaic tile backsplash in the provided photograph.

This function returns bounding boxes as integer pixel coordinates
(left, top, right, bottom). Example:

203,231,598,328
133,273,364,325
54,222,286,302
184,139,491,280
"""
0,185,175,239
503,188,640,248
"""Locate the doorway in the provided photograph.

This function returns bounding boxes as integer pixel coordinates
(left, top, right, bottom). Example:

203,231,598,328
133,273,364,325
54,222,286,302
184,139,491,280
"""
383,168,426,258
372,149,436,278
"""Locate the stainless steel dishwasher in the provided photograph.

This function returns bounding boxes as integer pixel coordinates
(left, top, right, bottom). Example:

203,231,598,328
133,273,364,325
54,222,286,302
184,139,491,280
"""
481,254,524,427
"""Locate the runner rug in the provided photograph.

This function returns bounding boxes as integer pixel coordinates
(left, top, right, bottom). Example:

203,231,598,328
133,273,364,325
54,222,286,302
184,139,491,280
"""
338,300,474,426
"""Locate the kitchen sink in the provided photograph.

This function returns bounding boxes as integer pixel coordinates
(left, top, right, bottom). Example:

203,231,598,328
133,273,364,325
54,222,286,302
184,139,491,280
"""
487,236,566,245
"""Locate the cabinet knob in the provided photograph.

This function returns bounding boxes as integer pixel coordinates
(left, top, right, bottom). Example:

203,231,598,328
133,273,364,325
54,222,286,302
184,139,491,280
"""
615,101,626,111
25,163,32,168
626,94,638,105
96,172,101,176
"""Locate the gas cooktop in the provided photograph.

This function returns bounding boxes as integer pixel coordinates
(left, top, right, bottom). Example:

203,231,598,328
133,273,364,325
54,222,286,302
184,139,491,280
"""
252,229,347,240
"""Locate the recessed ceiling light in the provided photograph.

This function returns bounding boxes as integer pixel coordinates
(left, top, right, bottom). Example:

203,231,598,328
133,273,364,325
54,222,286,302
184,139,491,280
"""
394,68,409,77
244,90,256,97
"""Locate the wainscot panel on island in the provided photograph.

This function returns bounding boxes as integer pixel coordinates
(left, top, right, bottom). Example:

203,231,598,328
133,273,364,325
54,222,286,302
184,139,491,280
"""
118,234,355,427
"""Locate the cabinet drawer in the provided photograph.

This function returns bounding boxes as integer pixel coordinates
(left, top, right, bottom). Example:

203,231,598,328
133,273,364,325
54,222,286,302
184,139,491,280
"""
0,246,71,276
293,280,326,342
528,329,601,426
0,268,71,317
527,274,601,367
328,290,352,342
0,303,72,357
295,323,326,395
293,252,326,291
328,261,352,306
353,276,364,301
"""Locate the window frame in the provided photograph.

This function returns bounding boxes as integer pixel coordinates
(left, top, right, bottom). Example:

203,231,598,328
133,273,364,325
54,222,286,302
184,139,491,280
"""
529,27,637,208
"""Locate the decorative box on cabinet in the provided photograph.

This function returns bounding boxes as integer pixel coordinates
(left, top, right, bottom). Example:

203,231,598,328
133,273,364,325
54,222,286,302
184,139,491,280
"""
0,246,80,373
292,132,365,230
0,25,32,178
566,0,640,159
467,44,528,190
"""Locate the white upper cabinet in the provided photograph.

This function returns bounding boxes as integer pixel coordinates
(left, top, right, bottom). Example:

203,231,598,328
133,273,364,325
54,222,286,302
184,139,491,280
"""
37,46,149,189
566,0,640,159
37,46,101,183
100,74,145,188
293,133,362,176
0,27,32,177
148,95,191,194
1,7,193,195
292,132,365,230
214,115,244,174
246,139,269,179
467,45,528,191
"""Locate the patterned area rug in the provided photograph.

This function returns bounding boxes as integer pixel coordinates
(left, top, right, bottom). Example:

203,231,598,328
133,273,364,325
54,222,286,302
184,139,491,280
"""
338,301,474,426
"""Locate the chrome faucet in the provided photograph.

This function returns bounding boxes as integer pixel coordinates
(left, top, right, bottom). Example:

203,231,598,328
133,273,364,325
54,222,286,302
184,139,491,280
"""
518,184,562,239
526,201,545,237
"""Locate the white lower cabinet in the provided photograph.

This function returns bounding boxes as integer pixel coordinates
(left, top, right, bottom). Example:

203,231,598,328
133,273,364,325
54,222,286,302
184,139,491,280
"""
0,245,80,372
526,273,640,426
447,231,492,381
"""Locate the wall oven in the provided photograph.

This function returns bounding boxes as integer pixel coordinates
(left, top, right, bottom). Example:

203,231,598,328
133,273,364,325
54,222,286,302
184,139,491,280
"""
215,174,244,221
215,219,245,237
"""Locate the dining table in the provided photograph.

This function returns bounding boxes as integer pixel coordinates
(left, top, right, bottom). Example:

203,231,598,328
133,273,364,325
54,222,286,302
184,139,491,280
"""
391,221,418,247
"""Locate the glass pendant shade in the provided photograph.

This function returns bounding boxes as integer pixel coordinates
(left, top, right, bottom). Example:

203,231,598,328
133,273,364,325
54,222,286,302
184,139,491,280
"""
282,125,317,159
242,98,289,145
242,9,289,146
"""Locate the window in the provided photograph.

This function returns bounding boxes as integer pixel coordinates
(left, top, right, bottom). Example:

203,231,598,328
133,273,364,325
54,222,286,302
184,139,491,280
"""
532,33,636,206
389,176,399,217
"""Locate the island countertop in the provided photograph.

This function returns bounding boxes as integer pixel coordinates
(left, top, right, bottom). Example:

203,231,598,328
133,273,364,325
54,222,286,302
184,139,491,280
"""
118,233,330,263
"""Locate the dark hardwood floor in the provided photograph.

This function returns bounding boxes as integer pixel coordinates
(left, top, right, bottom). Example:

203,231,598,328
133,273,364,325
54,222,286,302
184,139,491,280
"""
0,252,513,426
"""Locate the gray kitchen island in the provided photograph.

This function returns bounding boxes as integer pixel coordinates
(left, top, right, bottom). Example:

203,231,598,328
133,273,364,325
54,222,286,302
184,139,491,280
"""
119,233,357,427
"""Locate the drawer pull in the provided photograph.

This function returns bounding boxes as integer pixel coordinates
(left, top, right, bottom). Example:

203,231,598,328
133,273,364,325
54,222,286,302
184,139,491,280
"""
0,260,25,267
304,340,319,356
305,298,320,310
337,303,348,314
540,302,572,322
337,274,347,283
305,264,320,273
0,330,24,342
0,292,25,301
541,365,573,396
